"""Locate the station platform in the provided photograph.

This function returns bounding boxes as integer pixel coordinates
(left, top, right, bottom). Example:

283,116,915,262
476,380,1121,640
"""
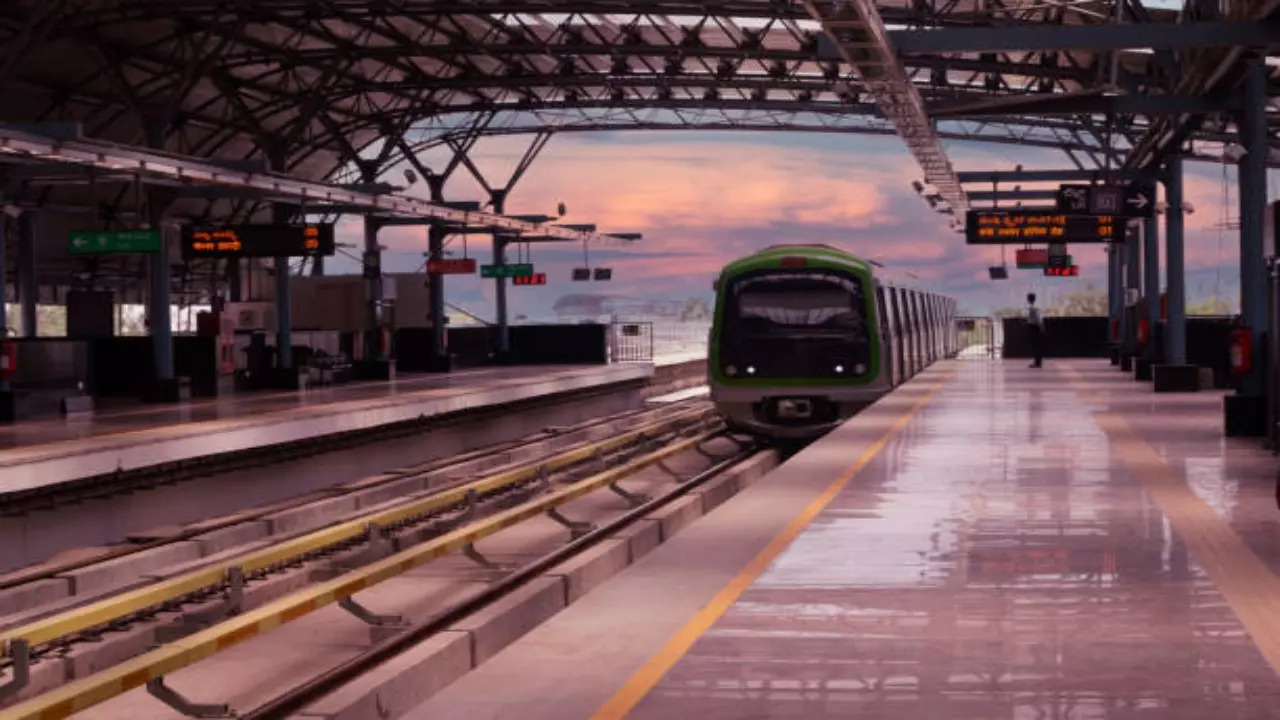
405,357,1280,719
0,363,656,497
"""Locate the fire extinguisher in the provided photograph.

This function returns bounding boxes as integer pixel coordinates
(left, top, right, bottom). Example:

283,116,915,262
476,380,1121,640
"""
1229,327,1253,376
1137,318,1150,347
0,343,14,380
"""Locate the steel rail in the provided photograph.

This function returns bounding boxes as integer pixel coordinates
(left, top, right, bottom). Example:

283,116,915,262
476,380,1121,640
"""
0,406,713,658
0,427,727,720
247,444,762,720
0,396,695,591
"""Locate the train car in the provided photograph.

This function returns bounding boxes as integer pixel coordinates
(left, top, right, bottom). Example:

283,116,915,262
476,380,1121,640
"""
708,244,957,440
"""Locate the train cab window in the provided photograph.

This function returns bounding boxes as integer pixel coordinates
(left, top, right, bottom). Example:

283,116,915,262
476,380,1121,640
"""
720,270,873,379
729,272,868,338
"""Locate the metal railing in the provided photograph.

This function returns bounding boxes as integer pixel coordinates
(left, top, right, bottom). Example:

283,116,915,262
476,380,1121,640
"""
955,316,1002,358
608,321,710,364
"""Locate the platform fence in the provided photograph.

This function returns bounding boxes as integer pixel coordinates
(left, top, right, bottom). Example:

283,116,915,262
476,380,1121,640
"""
956,316,1002,358
608,321,710,364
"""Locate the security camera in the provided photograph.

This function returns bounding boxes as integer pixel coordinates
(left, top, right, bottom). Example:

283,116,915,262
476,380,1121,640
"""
403,168,418,185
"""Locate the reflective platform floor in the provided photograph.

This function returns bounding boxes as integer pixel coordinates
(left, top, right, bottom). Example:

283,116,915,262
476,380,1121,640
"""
0,363,652,495
405,358,1280,720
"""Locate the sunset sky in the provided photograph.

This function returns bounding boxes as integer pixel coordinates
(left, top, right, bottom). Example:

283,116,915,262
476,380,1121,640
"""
323,131,1270,320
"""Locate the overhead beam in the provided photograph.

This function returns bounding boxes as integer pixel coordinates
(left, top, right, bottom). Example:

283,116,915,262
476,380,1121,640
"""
967,190,1060,202
928,92,1234,119
889,20,1280,54
0,125,627,246
801,0,968,212
956,169,1152,183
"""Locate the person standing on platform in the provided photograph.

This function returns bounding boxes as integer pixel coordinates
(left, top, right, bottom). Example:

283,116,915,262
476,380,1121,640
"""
1026,292,1044,368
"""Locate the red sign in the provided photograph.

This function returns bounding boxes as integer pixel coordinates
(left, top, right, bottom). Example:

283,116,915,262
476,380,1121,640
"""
512,273,548,286
1044,265,1080,277
1015,249,1049,266
427,258,477,275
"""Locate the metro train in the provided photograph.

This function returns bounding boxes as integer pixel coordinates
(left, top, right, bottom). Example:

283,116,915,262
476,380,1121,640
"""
708,244,958,440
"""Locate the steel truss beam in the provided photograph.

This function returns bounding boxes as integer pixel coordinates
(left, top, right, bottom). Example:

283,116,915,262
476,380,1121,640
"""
0,125,626,246
890,20,1280,54
801,0,967,211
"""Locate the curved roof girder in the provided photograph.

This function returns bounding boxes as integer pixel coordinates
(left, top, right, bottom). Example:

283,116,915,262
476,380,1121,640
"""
0,0,1275,227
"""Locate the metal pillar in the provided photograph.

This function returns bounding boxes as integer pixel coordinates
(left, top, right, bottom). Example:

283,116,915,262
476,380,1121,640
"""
273,207,292,370
227,260,242,302
310,256,324,277
1238,60,1269,397
1107,244,1120,352
363,215,383,362
1164,155,1187,366
0,217,7,393
490,189,510,357
427,176,448,366
17,212,35,338
1125,222,1141,351
149,206,174,381
1144,216,1161,360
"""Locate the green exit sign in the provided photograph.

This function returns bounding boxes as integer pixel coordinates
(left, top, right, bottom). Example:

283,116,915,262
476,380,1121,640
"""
479,263,534,278
68,229,161,255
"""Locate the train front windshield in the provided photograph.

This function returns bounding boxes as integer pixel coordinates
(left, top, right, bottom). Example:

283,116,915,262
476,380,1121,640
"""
721,271,871,378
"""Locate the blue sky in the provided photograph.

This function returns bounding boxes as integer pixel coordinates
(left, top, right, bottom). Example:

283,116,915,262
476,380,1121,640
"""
320,130,1266,319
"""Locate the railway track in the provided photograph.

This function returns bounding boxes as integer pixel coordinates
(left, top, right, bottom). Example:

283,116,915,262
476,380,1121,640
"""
0,398,698,594
0,400,771,720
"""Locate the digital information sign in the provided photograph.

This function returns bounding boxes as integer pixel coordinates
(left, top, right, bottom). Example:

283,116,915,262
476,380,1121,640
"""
512,272,548,286
1044,265,1080,277
480,263,534,278
965,210,1124,244
182,224,335,258
427,258,477,275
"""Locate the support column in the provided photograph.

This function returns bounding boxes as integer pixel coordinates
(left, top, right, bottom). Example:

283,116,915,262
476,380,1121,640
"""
1226,60,1270,434
1107,244,1120,364
427,175,449,371
0,216,8,391
149,207,174,385
18,212,35,339
490,189,511,360
1144,216,1160,359
227,260,242,302
1153,154,1197,391
310,256,324,277
362,215,384,365
273,207,292,372
1122,223,1140,369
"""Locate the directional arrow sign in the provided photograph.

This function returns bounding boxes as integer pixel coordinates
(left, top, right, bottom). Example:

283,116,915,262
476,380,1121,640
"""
1056,185,1090,213
68,229,161,254
1122,181,1156,219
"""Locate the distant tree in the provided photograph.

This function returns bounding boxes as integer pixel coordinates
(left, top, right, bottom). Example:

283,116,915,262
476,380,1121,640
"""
1045,284,1108,317
1187,295,1237,316
678,297,712,322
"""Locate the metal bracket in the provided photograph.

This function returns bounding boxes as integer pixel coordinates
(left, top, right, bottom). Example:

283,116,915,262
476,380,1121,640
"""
547,507,596,540
186,567,245,628
463,542,506,571
654,459,682,479
438,489,479,532
0,639,30,701
338,595,405,628
337,523,393,571
608,481,651,508
146,677,232,719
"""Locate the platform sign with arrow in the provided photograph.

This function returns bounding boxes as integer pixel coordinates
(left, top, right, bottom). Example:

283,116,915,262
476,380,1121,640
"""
1122,181,1156,219
68,229,160,255
1055,181,1154,219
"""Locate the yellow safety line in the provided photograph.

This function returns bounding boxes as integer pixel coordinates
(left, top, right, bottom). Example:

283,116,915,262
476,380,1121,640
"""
0,430,720,720
1,406,711,654
589,370,955,720
1061,365,1280,672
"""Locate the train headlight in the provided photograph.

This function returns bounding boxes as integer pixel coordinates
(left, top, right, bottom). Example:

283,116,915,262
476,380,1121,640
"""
834,364,845,373
746,365,756,375
855,363,866,374
725,365,738,376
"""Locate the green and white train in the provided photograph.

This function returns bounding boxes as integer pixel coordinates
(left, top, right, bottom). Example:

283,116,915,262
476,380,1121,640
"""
709,244,958,440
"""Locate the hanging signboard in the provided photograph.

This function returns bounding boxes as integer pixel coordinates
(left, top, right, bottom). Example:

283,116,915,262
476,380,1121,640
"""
427,258,477,274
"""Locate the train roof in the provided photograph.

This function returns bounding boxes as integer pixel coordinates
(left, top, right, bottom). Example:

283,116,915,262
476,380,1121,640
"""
721,244,870,275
